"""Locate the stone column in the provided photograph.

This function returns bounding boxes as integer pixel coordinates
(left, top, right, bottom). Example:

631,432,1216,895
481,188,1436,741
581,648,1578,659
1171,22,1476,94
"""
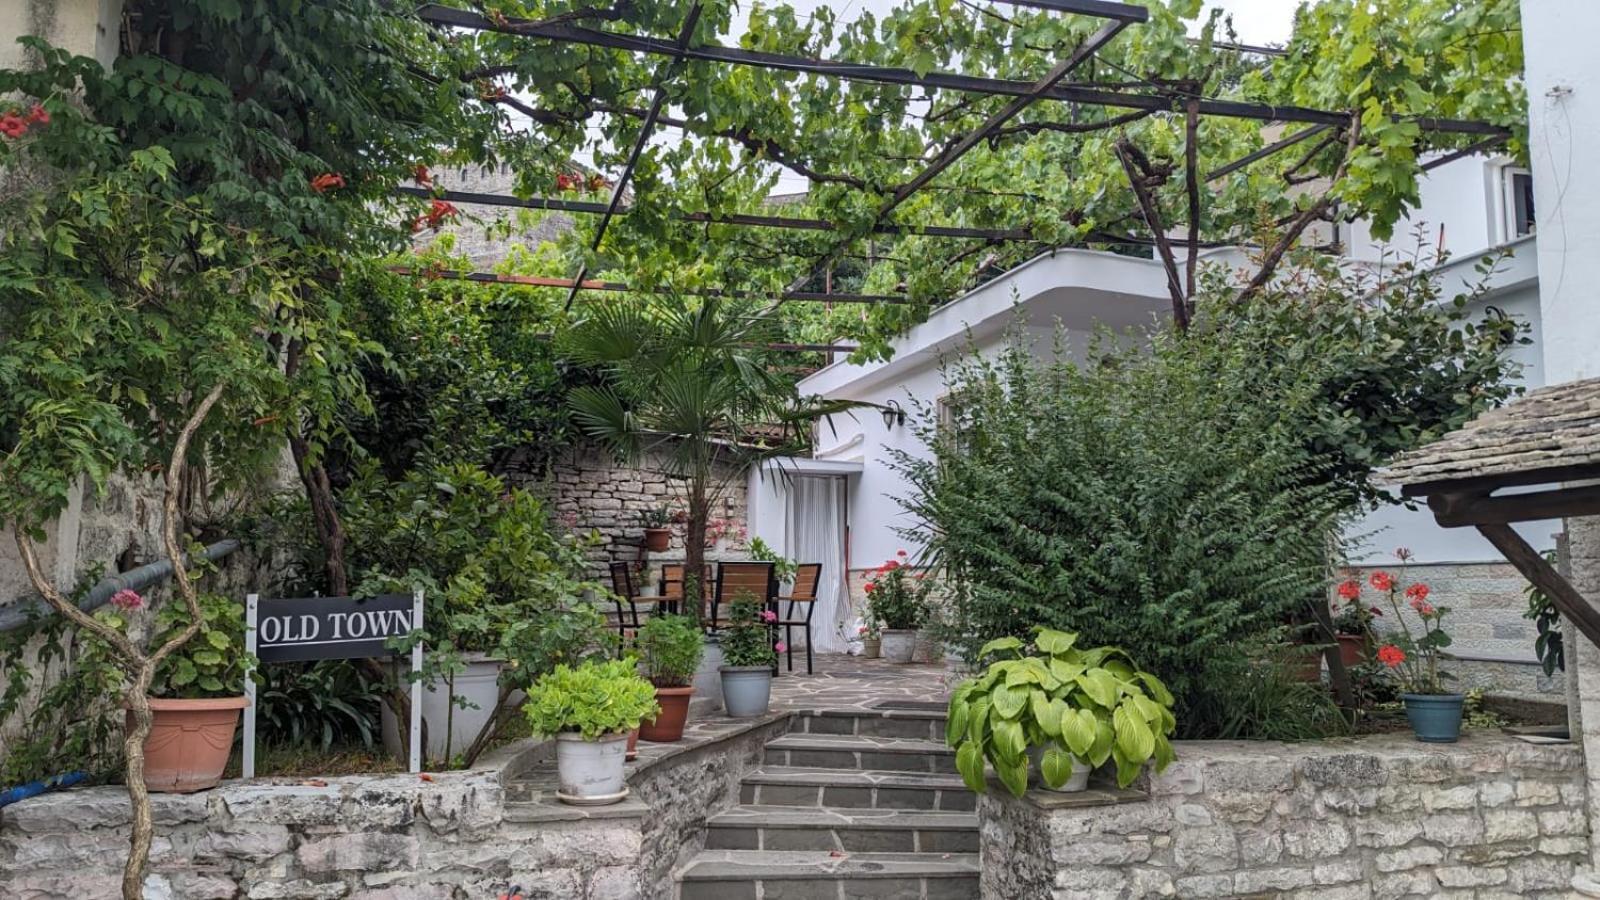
1567,516,1600,892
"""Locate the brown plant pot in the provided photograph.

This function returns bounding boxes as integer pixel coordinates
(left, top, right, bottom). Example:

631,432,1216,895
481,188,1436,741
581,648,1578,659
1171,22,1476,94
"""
135,696,248,793
639,686,694,742
626,728,639,761
1336,634,1365,668
861,637,881,659
644,528,672,552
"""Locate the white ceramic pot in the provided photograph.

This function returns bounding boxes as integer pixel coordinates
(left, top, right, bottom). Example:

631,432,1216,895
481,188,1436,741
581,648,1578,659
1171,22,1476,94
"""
720,665,774,717
1027,745,1091,793
555,731,630,804
689,634,725,717
880,629,917,664
381,653,515,762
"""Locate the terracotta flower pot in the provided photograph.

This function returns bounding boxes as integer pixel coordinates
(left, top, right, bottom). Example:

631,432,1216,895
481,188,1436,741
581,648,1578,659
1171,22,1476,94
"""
1336,634,1365,667
135,696,248,793
639,685,694,742
644,528,672,552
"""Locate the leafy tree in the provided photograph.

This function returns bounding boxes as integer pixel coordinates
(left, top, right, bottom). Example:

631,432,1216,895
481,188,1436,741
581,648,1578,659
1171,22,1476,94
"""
563,297,852,625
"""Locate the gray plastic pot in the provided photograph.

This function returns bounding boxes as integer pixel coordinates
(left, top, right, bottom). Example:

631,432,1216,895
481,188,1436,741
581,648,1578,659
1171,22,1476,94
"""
880,628,917,664
554,731,630,805
720,665,774,717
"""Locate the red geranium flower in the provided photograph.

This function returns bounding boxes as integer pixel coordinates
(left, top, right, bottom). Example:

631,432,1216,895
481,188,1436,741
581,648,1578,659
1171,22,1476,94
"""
413,164,433,187
1377,644,1405,668
27,103,48,124
1411,601,1436,616
1404,583,1430,603
1369,571,1395,592
0,114,28,138
864,582,876,593
1336,579,1361,601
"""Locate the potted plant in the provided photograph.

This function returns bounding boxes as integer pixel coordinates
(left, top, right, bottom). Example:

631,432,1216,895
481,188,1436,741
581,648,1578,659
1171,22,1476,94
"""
1331,573,1382,667
865,553,929,664
83,590,254,793
720,594,781,717
859,620,882,659
634,615,704,741
523,658,658,805
640,506,674,552
946,628,1177,796
748,536,799,587
1372,569,1461,741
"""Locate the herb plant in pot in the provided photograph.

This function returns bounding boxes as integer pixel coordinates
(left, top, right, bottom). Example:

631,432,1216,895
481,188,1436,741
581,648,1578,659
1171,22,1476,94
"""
720,594,780,717
640,506,674,552
947,628,1177,796
865,553,928,664
84,591,254,793
1372,570,1461,741
635,615,704,741
523,658,658,805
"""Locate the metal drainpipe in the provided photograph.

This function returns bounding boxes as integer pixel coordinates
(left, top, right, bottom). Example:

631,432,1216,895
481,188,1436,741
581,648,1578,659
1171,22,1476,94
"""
0,539,242,633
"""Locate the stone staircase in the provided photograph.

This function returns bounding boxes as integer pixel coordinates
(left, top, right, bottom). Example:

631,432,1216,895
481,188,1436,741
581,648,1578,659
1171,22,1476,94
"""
676,708,980,899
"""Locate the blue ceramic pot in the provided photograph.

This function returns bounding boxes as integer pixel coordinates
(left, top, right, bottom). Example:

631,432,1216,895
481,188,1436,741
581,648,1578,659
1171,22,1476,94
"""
1402,693,1465,743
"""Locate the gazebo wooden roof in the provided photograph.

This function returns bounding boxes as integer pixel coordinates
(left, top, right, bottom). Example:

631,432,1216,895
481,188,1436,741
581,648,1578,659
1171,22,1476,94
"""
1384,376,1600,647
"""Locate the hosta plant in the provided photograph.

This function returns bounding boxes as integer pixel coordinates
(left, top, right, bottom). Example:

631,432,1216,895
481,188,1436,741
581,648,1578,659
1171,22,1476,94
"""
947,628,1176,796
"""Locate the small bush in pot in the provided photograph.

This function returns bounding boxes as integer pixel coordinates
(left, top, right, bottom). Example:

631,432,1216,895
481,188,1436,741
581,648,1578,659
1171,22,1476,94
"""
523,659,658,804
634,615,704,742
640,505,674,552
946,628,1177,796
720,594,779,717
865,553,929,663
1371,569,1462,742
82,589,255,794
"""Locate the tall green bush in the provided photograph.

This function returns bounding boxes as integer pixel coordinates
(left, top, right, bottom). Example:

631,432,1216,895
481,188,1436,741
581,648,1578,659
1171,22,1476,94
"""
897,251,1524,737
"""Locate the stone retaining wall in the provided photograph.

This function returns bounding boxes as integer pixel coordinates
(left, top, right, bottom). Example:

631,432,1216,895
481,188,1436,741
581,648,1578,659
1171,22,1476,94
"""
0,716,785,899
978,733,1588,900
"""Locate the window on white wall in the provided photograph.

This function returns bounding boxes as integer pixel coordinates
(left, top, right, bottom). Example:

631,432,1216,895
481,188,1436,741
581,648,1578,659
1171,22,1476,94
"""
936,393,973,455
1502,166,1536,240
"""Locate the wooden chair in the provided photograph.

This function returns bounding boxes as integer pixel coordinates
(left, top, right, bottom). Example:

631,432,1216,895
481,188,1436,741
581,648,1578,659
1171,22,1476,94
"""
775,563,822,674
608,562,644,643
658,563,712,617
710,561,776,635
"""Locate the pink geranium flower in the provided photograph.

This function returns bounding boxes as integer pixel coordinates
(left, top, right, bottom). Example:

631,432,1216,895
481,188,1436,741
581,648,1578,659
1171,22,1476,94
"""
774,642,787,653
110,589,145,611
761,610,777,623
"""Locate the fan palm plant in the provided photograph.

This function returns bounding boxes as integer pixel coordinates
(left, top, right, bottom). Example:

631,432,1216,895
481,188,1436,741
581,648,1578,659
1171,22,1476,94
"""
565,297,852,627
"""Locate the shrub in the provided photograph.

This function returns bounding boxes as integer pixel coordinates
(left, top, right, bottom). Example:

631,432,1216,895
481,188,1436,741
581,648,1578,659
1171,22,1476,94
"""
947,629,1177,795
865,554,930,630
635,615,704,687
721,595,778,668
522,659,658,740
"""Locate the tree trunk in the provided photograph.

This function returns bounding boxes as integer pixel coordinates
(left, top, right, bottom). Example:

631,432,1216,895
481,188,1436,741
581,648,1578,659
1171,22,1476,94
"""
286,431,349,597
119,667,157,899
683,482,710,630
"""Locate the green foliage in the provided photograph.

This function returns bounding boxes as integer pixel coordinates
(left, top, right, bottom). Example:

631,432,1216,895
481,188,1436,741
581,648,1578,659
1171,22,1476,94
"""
720,595,778,668
635,615,705,687
895,325,1344,735
864,556,930,631
1523,551,1564,678
1370,570,1455,695
255,662,385,752
497,604,620,693
747,536,798,584
947,628,1177,794
522,659,659,740
80,592,254,700
1184,641,1351,741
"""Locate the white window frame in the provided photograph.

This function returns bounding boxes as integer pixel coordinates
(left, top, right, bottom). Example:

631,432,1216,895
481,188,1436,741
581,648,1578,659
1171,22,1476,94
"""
1499,165,1535,242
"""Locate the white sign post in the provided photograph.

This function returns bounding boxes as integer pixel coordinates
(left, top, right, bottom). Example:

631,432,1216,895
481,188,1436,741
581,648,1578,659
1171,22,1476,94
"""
243,590,425,778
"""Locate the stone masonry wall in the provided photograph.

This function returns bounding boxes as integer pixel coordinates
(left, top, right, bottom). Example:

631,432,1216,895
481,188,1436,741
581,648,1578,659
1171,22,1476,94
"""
1349,561,1565,698
978,733,1588,900
525,444,749,584
0,716,784,899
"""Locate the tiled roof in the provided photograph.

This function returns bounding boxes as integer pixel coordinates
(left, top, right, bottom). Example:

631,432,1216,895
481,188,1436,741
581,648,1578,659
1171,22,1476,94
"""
1383,376,1600,489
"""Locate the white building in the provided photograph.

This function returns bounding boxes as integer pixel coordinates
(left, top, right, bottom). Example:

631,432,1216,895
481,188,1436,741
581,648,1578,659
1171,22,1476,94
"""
749,152,1561,692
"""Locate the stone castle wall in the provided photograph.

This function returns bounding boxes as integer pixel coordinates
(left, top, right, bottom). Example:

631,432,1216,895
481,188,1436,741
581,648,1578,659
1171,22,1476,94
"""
979,733,1588,900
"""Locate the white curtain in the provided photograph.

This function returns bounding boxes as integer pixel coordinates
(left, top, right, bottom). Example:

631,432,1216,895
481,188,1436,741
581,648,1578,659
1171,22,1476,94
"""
784,476,851,653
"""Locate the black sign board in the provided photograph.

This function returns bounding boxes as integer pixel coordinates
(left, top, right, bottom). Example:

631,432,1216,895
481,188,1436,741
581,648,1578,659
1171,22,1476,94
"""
253,593,418,663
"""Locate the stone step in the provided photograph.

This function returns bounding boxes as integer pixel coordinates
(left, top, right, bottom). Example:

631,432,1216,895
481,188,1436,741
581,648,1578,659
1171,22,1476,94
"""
677,850,980,900
705,804,978,853
762,734,957,774
793,708,947,742
740,766,975,812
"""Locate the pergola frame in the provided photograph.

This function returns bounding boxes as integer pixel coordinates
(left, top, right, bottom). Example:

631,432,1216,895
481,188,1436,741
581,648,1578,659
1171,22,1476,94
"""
410,1,1512,319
